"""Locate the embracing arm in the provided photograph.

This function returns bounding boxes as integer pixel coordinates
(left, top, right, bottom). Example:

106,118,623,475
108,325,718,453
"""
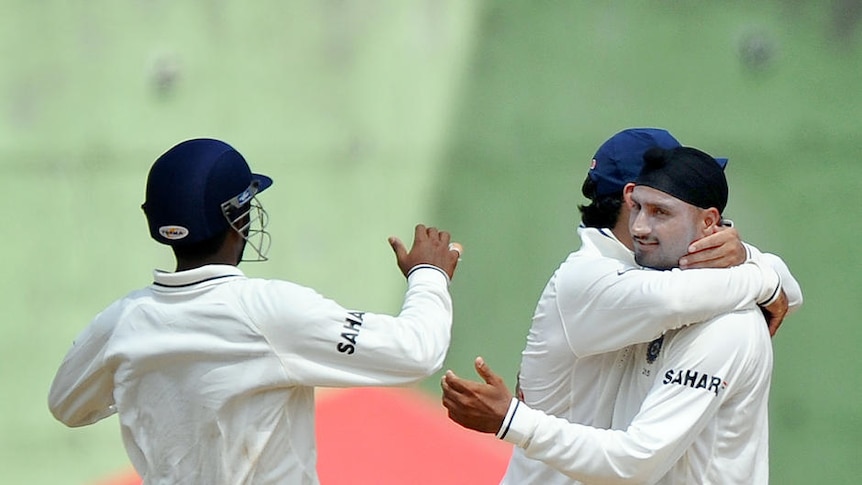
744,244,803,313
560,258,779,357
565,224,803,356
681,226,802,312
682,227,803,332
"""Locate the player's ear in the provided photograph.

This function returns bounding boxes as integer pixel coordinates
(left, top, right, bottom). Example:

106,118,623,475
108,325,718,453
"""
701,207,722,234
622,183,636,207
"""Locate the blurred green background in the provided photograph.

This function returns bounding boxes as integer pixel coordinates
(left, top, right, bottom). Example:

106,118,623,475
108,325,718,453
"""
2,1,859,483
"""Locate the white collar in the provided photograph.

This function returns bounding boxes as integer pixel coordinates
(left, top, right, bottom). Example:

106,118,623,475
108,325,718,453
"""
152,264,245,288
577,225,638,267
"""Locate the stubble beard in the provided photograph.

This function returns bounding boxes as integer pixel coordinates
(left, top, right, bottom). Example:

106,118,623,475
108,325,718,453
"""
633,240,682,271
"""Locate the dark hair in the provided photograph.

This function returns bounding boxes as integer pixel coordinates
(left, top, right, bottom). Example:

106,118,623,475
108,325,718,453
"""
578,176,623,228
172,230,229,260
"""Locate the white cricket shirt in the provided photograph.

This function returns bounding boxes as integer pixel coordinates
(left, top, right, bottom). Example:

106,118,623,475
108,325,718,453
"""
49,264,453,484
500,226,802,484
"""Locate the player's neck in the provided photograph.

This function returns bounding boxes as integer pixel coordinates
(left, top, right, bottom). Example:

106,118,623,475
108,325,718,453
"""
175,256,238,272
174,233,244,272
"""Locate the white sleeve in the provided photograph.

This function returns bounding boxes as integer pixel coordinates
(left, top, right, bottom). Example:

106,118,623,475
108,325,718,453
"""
743,243,804,314
559,260,779,357
48,306,119,427
253,266,453,387
500,313,765,484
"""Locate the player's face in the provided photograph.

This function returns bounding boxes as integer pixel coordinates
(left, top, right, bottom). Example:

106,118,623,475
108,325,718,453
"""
626,185,704,270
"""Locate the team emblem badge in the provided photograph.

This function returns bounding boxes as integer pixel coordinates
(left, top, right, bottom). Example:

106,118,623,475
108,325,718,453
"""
646,335,664,364
159,225,189,240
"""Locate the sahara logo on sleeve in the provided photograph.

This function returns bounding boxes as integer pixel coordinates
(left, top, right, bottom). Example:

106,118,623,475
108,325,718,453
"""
663,368,728,396
337,311,365,355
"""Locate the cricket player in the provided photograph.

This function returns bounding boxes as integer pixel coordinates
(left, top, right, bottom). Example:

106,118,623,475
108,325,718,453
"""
48,138,462,484
442,130,802,484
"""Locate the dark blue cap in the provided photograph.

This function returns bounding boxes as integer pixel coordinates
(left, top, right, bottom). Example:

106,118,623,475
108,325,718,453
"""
589,128,682,197
142,138,273,246
588,128,730,197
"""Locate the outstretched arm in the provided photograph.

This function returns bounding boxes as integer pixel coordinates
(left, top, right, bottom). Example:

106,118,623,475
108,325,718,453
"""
444,320,765,484
259,224,463,388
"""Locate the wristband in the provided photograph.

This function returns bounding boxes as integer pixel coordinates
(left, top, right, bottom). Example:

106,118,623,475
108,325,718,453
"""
406,264,451,285
496,398,521,439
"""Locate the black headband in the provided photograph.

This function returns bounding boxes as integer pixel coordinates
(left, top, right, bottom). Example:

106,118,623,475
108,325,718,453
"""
635,147,728,213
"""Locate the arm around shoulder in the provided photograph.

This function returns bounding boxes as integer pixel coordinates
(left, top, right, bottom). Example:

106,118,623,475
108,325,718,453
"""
752,249,803,313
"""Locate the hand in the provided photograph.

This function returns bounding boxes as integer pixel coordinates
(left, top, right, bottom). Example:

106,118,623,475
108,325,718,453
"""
680,225,746,269
761,289,788,337
389,224,461,280
441,357,512,434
